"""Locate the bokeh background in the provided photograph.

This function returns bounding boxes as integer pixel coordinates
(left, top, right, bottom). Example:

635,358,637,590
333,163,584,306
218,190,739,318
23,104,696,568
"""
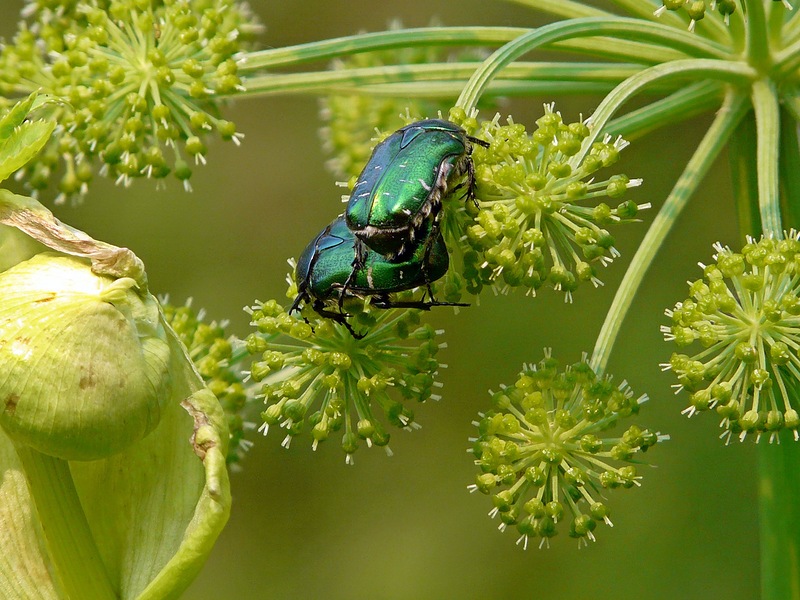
3,1,759,598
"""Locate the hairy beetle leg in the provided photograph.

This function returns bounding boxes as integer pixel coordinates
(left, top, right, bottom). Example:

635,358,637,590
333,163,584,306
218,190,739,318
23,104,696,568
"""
371,296,470,311
311,299,365,339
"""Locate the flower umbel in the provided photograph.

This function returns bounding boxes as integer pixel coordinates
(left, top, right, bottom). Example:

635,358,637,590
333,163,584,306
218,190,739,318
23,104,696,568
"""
470,352,665,548
245,296,444,463
446,106,647,302
663,233,800,443
0,0,261,202
162,298,252,467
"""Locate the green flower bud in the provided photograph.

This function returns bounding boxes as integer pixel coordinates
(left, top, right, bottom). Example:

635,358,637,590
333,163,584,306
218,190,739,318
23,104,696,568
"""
0,253,170,460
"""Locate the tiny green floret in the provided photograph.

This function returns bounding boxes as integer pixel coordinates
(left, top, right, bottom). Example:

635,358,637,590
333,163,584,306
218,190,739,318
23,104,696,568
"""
469,351,666,548
663,232,800,443
445,106,647,302
162,298,252,468
245,290,445,464
0,0,261,202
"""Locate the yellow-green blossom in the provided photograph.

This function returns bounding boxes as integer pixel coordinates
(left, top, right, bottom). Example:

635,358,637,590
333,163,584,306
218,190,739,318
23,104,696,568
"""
246,294,445,463
664,232,800,442
470,352,666,547
443,106,647,302
0,0,261,202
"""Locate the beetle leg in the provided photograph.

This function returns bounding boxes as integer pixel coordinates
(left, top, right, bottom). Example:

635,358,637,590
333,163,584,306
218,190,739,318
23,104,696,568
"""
288,290,307,315
372,297,470,310
312,299,365,340
447,155,479,209
418,211,444,302
340,238,368,312
467,134,490,149
463,157,479,208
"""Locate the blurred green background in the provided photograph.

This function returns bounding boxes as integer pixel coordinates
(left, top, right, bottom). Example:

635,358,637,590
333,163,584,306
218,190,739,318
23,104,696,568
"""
4,1,759,598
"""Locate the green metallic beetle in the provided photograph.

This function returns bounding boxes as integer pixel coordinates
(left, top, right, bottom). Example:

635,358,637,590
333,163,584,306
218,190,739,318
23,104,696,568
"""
290,214,463,338
345,119,489,260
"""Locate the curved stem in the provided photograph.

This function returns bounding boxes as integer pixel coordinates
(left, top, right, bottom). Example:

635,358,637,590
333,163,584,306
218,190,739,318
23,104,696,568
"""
551,37,689,64
455,17,734,113
590,91,749,374
576,59,755,165
752,79,782,235
15,446,116,600
239,26,530,71
773,37,800,77
784,9,800,46
603,81,724,139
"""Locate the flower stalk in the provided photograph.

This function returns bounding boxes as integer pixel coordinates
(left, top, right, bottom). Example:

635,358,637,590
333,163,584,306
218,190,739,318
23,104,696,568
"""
592,90,749,373
14,446,116,600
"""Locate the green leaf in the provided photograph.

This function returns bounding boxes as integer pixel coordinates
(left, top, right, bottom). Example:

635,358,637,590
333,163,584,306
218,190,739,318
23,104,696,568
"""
0,120,56,185
0,93,58,185
0,434,60,600
0,93,38,138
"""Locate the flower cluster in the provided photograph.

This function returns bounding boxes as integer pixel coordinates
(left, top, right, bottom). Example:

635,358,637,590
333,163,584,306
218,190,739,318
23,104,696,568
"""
245,294,445,463
0,0,262,202
663,233,800,443
162,298,252,467
443,106,647,302
470,352,665,547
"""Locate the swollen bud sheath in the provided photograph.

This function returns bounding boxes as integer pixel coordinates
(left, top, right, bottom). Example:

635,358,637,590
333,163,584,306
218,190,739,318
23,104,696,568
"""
0,252,171,460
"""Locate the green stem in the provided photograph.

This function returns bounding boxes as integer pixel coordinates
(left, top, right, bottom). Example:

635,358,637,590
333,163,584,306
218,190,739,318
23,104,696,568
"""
729,108,760,236
751,79,782,234
238,61,642,97
609,0,683,24
239,26,529,71
603,80,724,139
728,65,800,600
326,80,617,98
773,37,800,77
500,0,612,18
575,59,755,165
757,97,800,600
759,437,800,600
456,17,734,113
767,1,787,48
590,91,748,373
784,9,800,46
551,37,689,63
782,88,800,122
15,445,116,600
743,0,770,71
779,107,800,228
